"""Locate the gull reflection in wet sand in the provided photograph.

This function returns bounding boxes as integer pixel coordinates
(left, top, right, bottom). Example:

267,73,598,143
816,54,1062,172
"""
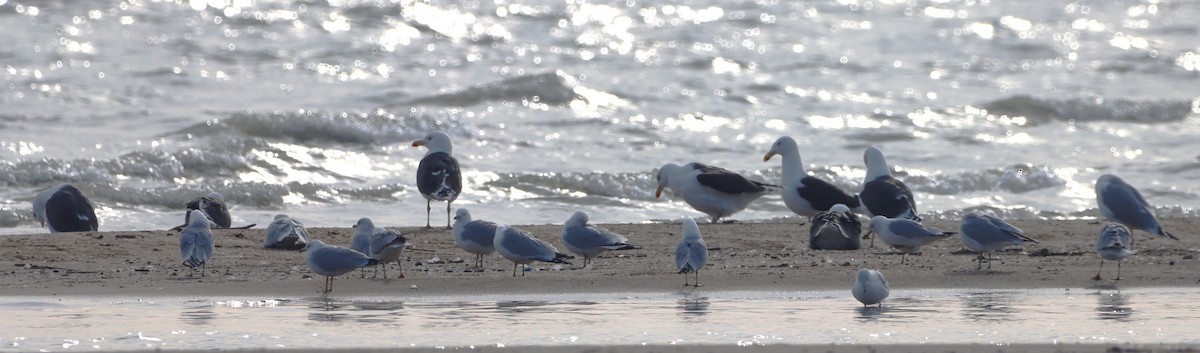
1095,291,1133,322
677,296,710,323
960,292,1019,322
305,299,406,323
179,300,216,326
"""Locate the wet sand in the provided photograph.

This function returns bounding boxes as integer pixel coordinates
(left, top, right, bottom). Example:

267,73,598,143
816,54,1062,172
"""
157,344,1199,353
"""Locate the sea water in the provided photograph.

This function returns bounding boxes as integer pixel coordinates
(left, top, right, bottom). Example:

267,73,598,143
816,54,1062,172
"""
0,288,1197,351
1,0,1198,233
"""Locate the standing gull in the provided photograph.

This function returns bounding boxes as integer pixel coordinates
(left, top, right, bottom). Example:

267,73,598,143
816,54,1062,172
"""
675,218,709,287
304,239,379,295
452,208,498,269
369,227,409,279
185,192,231,228
31,183,99,233
1094,223,1134,281
494,225,573,276
958,213,1038,270
179,210,216,276
852,268,889,307
1095,174,1177,240
351,218,376,278
859,146,920,223
264,214,310,250
655,162,777,223
808,204,862,250
413,131,463,229
561,211,638,268
763,136,860,217
867,215,954,264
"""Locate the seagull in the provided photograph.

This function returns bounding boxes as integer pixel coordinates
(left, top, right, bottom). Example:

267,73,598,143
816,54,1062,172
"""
185,192,231,228
494,225,573,276
859,146,920,224
304,239,379,295
369,227,409,279
958,213,1038,270
763,136,860,217
809,204,862,250
31,183,99,233
351,218,376,278
413,131,463,229
655,162,777,223
852,268,889,307
179,210,215,276
675,217,709,287
264,214,309,250
452,208,498,269
1095,174,1177,240
1094,223,1134,281
561,211,638,268
867,215,954,264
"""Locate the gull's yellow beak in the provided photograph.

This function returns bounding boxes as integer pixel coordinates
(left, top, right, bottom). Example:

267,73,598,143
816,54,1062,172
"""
412,140,424,147
655,185,665,198
763,151,777,162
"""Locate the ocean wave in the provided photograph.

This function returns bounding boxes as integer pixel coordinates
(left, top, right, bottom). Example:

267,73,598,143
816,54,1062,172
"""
404,71,626,109
482,170,658,201
904,164,1065,195
174,110,472,146
980,95,1196,124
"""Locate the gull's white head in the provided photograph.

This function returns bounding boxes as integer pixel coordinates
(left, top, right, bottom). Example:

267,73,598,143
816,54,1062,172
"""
655,163,685,198
830,204,851,214
187,209,210,228
856,268,873,284
867,215,888,232
863,146,891,180
207,192,224,201
681,217,702,240
412,131,454,155
354,217,375,231
763,136,799,162
566,210,589,226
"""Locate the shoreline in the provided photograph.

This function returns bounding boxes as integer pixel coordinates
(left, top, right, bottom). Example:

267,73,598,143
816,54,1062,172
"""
1,219,1197,297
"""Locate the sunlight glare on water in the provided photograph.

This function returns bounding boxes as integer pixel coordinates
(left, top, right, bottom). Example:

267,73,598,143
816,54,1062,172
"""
0,288,1197,351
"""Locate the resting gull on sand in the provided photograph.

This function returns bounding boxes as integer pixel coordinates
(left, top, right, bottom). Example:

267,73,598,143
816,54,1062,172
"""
655,162,777,223
958,213,1038,270
494,225,573,276
763,136,860,217
1095,174,1177,240
31,183,99,233
867,215,954,264
452,208,498,269
561,211,638,268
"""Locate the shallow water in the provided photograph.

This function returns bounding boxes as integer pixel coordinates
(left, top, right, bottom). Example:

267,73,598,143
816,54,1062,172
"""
1,288,1197,351
1,0,1199,233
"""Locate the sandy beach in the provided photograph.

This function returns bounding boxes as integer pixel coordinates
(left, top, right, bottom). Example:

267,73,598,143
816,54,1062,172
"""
1,218,1196,297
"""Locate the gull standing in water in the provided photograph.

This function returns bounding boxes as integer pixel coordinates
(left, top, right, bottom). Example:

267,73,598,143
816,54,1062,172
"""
808,204,862,250
655,162,777,223
264,214,309,250
1094,223,1134,281
452,208,498,269
867,215,954,264
958,213,1038,270
494,225,573,276
369,227,409,279
31,183,99,233
1095,174,1178,240
304,239,379,295
413,131,463,229
561,211,638,268
763,136,860,217
179,210,215,276
852,268,889,307
675,218,709,287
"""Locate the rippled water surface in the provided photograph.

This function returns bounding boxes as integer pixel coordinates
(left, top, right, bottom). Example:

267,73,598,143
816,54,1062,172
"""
1,0,1199,232
1,288,1197,351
